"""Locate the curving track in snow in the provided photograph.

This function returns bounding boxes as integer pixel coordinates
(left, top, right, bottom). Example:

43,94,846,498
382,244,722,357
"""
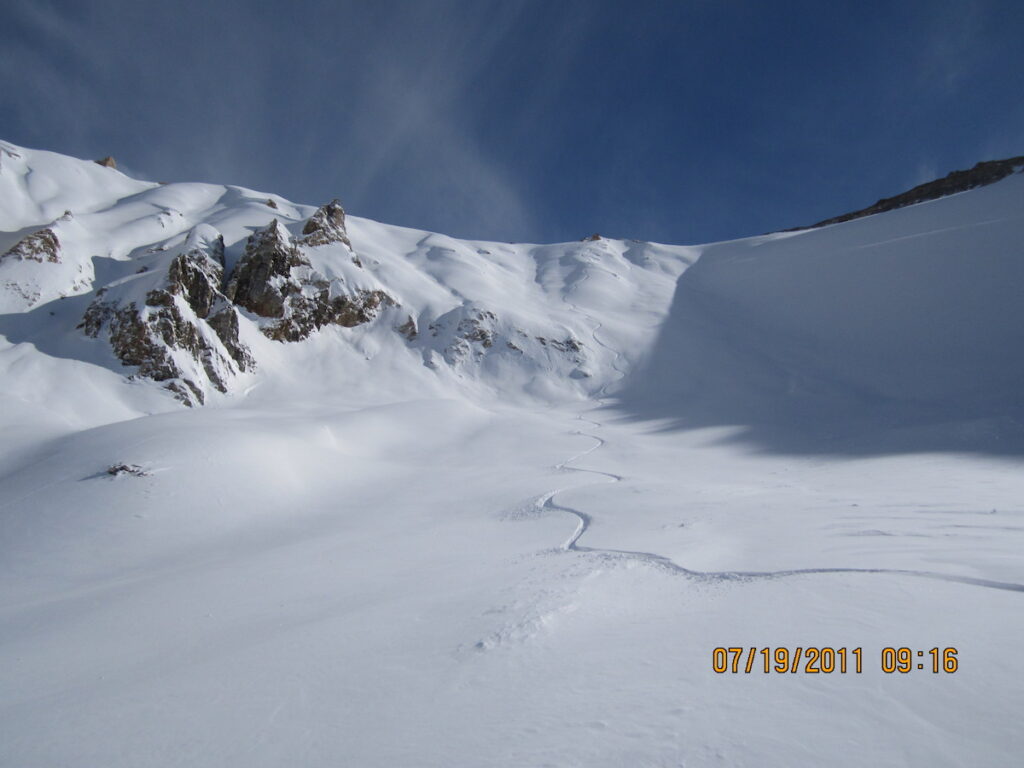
542,411,1024,595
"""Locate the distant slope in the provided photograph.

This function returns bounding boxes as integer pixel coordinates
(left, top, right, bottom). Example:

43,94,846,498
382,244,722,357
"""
624,167,1024,453
791,155,1024,230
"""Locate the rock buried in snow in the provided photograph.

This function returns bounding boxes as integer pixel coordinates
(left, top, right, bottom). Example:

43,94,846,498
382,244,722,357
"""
106,463,149,477
1,228,61,264
95,156,117,169
396,315,418,341
421,304,587,374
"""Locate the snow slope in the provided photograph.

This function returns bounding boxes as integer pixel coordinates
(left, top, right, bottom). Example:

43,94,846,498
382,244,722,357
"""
624,169,1024,452
2,142,1024,767
0,139,691,408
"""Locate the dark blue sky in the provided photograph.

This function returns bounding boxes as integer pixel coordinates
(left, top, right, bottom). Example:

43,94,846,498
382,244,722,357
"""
4,0,1023,243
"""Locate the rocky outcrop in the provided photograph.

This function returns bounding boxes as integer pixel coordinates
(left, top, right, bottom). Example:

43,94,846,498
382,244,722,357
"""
106,463,149,477
299,199,351,248
80,225,253,406
95,156,117,169
396,315,418,341
427,307,497,365
794,155,1024,230
79,213,392,403
223,220,303,320
422,304,587,375
2,228,61,263
0,213,93,312
226,219,394,342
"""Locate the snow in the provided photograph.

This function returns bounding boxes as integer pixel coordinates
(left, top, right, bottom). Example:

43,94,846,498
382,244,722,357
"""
1,140,1023,766
624,173,1024,448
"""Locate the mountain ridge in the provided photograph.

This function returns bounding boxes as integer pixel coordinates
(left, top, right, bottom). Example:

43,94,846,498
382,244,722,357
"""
787,154,1024,231
0,139,691,410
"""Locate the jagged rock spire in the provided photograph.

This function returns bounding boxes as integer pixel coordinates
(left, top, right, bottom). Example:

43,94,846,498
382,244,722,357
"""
300,199,351,248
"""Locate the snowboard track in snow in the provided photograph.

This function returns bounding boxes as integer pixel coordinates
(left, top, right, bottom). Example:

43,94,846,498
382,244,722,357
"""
542,413,1024,595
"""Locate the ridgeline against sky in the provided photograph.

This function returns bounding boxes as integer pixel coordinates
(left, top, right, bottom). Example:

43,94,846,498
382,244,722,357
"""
4,0,1023,244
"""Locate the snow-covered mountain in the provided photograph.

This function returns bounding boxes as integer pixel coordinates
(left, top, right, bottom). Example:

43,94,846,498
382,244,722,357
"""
0,140,691,411
3,141,1024,768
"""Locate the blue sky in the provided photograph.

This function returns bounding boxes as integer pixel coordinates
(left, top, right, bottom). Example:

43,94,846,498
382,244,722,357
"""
3,0,1023,243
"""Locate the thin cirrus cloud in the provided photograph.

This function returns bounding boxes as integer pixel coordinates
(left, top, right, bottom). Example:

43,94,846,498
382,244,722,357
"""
2,0,1023,245
5,0,592,241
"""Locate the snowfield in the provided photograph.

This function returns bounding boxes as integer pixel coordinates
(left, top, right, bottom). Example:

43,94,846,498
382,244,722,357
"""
1,141,1023,767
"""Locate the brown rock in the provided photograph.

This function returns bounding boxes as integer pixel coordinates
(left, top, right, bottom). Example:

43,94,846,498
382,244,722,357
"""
300,199,352,248
397,315,418,341
227,218,395,342
2,228,60,264
80,227,253,405
225,219,307,320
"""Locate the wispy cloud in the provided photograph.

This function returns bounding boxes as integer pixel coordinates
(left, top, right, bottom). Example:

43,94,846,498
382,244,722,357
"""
4,0,598,240
285,0,594,239
914,0,995,95
6,0,1022,244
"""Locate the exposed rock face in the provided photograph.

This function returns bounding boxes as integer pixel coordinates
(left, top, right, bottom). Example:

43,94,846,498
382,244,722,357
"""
95,156,117,169
2,228,60,263
795,155,1024,230
80,213,393,403
226,219,394,342
80,226,253,406
224,220,303,319
396,315,418,341
300,199,351,248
